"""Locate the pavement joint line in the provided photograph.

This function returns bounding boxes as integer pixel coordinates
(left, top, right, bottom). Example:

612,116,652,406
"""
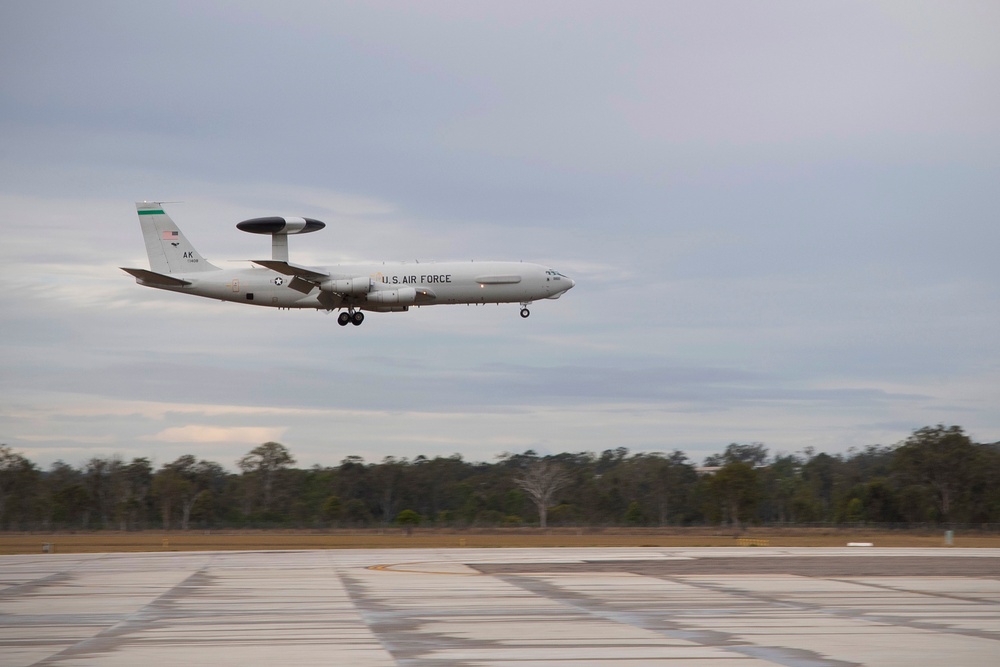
28,558,218,664
497,572,856,667
660,574,1000,643
0,570,72,599
828,576,1000,606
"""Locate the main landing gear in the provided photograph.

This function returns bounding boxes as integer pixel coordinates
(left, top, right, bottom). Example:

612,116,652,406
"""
338,309,365,326
520,302,531,318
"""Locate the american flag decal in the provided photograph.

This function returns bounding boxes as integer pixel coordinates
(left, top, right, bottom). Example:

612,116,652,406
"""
161,231,179,240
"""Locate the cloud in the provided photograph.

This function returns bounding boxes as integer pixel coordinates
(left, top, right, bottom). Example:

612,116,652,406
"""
1,2,998,472
15,434,116,445
142,425,287,445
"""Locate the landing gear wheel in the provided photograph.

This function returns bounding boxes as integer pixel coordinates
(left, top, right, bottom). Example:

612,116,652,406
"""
520,307,530,318
351,311,365,326
337,312,351,326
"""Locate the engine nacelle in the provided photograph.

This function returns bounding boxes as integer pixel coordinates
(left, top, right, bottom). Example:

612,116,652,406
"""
321,277,372,296
366,287,417,305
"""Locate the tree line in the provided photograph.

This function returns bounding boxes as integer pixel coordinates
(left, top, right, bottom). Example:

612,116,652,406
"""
1,425,998,531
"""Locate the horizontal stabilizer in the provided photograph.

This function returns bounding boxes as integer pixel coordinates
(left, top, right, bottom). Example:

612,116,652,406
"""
251,260,329,280
121,267,192,286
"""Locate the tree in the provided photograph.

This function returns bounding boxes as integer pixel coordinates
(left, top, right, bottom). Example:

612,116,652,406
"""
974,443,1000,522
4,427,1000,531
237,442,296,513
115,458,153,530
844,497,864,523
153,456,223,530
342,498,372,526
859,477,900,523
640,451,696,525
44,461,88,529
721,443,769,467
321,495,342,526
513,460,571,528
408,454,472,519
372,456,406,524
759,454,802,523
0,445,39,529
624,501,645,525
547,503,579,526
893,425,977,523
800,452,839,520
706,461,759,530
83,456,121,528
396,509,421,535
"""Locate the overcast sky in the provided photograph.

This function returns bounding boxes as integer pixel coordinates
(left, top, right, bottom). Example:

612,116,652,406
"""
2,1,999,471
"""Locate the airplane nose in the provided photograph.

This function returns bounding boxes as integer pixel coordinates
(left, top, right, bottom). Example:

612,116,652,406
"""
545,272,575,299
557,276,575,294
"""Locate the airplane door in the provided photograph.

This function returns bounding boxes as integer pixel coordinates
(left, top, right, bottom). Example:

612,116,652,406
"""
231,279,240,292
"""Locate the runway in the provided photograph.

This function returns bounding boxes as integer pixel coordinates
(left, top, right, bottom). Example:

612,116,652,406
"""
1,547,998,666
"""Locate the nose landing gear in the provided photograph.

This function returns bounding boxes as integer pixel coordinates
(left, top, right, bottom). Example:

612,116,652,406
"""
520,302,531,318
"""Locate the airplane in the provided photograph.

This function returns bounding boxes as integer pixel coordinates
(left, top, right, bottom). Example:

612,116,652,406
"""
121,202,575,326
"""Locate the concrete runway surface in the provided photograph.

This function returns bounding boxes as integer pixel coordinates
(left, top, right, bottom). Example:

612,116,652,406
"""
1,547,998,666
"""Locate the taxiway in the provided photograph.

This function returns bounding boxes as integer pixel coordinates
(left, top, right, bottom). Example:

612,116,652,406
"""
1,547,998,666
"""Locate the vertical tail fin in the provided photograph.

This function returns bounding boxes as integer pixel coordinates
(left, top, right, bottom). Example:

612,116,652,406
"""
136,202,219,273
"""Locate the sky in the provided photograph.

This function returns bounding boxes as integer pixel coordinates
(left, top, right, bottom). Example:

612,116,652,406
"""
2,1,999,472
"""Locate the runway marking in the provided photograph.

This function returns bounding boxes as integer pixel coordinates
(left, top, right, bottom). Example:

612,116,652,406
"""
366,561,482,575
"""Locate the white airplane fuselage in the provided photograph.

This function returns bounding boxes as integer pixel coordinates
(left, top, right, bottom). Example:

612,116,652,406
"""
143,260,572,311
122,203,574,324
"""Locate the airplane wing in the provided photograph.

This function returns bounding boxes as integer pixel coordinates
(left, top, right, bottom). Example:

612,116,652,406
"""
120,267,192,286
251,260,331,294
251,259,330,280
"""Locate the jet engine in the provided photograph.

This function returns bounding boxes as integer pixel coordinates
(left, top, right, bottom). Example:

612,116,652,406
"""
366,287,417,305
321,277,373,296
